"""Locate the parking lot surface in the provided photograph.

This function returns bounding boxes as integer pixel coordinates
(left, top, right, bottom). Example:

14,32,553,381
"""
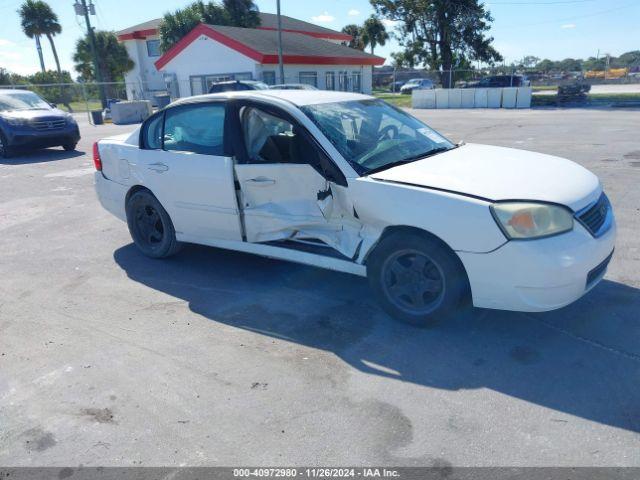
1,108,639,466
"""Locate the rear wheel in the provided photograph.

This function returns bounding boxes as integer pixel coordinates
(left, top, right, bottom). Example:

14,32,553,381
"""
62,142,77,151
367,231,469,326
126,190,181,258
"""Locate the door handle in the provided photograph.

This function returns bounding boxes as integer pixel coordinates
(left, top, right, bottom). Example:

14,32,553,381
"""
148,162,169,173
245,177,275,186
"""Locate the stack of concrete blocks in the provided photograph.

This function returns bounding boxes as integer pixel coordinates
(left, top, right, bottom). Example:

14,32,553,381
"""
111,100,153,125
412,87,532,109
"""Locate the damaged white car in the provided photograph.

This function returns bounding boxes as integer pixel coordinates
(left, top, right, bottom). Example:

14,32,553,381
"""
94,90,615,324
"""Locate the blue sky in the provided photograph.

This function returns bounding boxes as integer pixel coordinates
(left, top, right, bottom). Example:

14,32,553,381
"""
1,0,638,76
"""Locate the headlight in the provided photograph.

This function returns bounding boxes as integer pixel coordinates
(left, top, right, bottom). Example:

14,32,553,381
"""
3,117,28,127
491,202,573,239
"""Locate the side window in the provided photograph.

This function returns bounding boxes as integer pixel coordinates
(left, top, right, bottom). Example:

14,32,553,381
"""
242,107,294,164
143,113,163,149
163,103,225,155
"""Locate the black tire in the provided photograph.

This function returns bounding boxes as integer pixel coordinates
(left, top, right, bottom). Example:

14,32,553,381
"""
126,190,182,259
367,231,469,327
62,142,77,151
0,131,13,159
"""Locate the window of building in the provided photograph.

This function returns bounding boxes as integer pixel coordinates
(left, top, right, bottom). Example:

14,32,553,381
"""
146,39,161,57
338,71,350,91
163,103,226,156
351,72,362,93
299,72,318,87
262,71,276,85
325,72,335,91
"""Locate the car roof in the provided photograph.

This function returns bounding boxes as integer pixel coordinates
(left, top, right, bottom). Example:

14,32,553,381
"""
172,89,373,107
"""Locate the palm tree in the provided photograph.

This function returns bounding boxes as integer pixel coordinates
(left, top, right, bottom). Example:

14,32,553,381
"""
159,0,261,53
341,24,365,51
361,15,389,55
18,0,63,77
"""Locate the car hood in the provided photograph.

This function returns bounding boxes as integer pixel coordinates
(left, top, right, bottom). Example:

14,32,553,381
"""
1,108,66,120
370,143,601,211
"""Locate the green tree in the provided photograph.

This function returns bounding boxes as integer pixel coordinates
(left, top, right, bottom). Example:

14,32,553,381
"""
341,24,365,50
361,15,389,55
556,58,582,72
613,50,640,68
519,55,540,69
370,0,502,87
159,0,261,53
18,0,63,75
28,70,75,107
73,30,134,98
536,59,556,73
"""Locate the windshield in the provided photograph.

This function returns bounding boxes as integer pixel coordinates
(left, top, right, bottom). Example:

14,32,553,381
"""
0,91,52,112
301,99,455,175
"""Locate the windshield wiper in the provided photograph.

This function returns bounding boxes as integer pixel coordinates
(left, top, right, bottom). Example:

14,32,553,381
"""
366,145,456,175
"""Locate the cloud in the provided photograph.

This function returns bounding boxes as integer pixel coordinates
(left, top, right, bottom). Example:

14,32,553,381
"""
311,12,335,23
561,23,576,29
348,9,360,16
0,38,15,47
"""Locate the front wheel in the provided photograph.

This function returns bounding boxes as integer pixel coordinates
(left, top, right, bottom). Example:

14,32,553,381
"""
0,132,13,159
62,142,77,151
126,190,182,259
367,231,469,326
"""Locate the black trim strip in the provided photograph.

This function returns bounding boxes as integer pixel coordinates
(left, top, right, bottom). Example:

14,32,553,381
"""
370,177,495,203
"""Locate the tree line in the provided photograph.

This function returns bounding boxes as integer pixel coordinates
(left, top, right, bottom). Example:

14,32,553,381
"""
514,52,640,73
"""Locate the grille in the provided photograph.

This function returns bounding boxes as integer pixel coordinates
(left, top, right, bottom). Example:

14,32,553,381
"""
577,193,610,237
586,251,613,288
31,119,66,131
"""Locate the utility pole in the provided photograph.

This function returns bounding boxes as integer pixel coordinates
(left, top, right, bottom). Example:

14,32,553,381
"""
75,0,106,107
276,0,285,84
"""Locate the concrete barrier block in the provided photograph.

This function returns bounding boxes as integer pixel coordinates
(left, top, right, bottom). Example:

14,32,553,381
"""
474,88,488,108
461,89,475,108
111,100,153,125
487,88,502,108
412,89,436,109
435,89,449,109
448,89,462,108
502,87,518,108
516,87,532,108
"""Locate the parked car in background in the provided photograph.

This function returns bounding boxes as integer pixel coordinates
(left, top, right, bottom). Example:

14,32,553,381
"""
400,78,435,94
389,80,405,92
208,80,269,93
464,75,530,88
271,84,318,90
94,90,615,325
0,89,80,158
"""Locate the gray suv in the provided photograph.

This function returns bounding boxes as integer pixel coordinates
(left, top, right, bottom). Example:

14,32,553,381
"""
0,89,80,158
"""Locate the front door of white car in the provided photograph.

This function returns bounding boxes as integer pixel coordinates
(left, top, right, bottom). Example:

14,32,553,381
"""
135,102,243,242
233,105,362,258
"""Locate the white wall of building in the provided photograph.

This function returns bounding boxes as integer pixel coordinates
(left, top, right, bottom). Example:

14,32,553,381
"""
122,35,166,100
153,34,376,98
158,35,259,97
255,64,373,94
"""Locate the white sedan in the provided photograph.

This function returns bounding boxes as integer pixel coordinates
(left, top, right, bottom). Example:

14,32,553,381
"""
94,90,615,325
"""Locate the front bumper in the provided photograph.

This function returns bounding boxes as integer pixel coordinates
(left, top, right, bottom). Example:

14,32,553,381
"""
6,124,80,149
458,217,616,312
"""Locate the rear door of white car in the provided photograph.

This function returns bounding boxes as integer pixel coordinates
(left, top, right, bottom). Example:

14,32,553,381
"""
229,100,362,258
134,101,243,242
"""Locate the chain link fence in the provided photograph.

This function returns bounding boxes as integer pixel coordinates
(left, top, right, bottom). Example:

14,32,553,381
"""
373,66,640,107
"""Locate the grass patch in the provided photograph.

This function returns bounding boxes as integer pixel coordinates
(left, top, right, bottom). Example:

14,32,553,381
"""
374,92,412,108
533,92,640,107
58,100,102,113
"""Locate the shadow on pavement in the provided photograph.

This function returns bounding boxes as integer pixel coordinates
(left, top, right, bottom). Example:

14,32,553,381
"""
114,242,640,433
0,148,85,165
